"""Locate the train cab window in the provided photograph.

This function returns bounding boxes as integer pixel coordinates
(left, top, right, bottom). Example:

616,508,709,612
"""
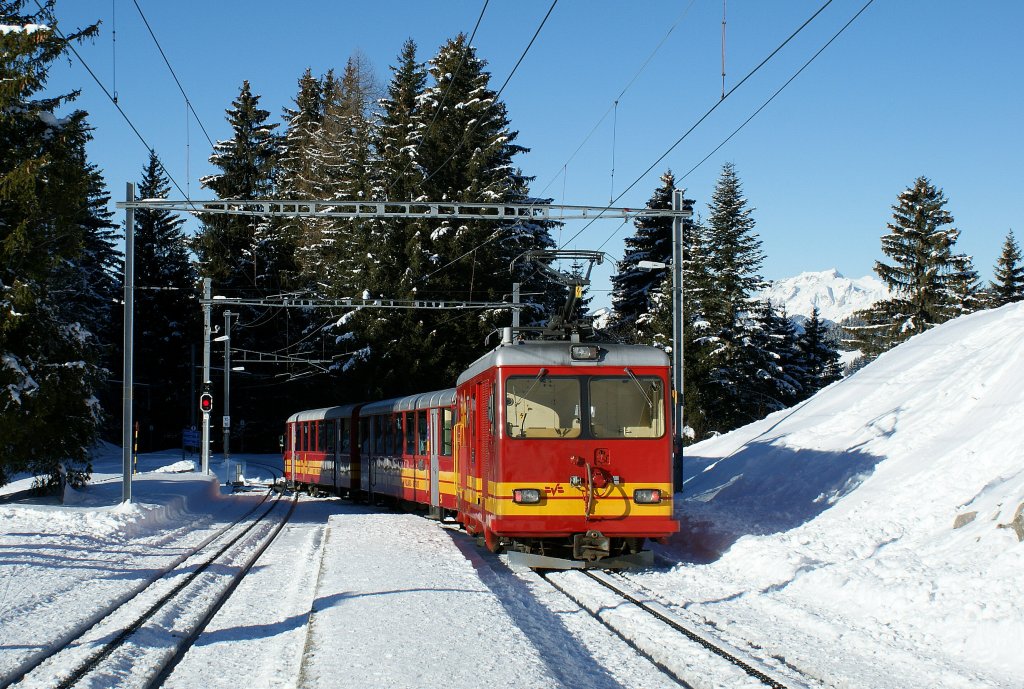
589,376,665,439
441,409,453,456
418,412,429,454
340,419,351,454
506,376,581,439
324,420,336,453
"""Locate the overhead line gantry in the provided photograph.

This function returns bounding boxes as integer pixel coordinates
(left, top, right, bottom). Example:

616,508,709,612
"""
115,195,692,496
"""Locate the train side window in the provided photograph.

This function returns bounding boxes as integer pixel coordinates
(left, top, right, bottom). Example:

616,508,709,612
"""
405,412,416,455
301,422,309,451
442,409,453,456
324,420,336,453
385,415,395,456
315,421,323,452
373,416,385,454
341,419,351,454
418,412,428,454
360,418,371,454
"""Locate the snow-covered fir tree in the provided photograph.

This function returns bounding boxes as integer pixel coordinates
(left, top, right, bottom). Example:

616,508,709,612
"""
133,151,200,448
277,69,324,284
322,54,384,297
609,170,695,344
195,81,281,294
696,162,773,433
336,34,556,397
846,177,977,359
796,305,842,395
990,229,1024,306
0,1,110,488
751,300,804,411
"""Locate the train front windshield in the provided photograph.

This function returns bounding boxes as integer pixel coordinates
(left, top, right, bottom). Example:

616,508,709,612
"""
505,374,665,440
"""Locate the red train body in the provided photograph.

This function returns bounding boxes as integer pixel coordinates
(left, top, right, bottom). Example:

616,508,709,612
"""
284,338,678,563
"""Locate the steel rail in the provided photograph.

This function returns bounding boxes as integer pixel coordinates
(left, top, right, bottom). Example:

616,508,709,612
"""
582,570,795,689
539,569,799,689
0,484,279,689
2,487,293,689
47,490,296,689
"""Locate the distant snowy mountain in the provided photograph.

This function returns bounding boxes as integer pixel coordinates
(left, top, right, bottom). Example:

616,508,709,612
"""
758,269,889,323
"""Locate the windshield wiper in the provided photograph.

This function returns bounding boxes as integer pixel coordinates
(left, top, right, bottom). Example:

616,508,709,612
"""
517,368,548,433
624,367,654,412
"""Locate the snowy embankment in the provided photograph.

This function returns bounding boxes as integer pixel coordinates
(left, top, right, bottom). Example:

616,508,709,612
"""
642,301,1024,689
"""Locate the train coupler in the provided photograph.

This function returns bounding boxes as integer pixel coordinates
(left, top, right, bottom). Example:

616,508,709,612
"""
573,530,610,561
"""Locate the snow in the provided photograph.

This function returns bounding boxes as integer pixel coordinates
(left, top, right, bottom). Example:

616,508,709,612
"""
758,268,889,323
643,301,1024,688
2,303,1022,687
0,24,48,35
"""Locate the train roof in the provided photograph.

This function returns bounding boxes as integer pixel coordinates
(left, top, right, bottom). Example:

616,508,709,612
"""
359,387,456,416
286,404,359,424
456,340,670,385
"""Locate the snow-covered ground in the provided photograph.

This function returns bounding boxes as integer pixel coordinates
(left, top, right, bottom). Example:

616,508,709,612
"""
2,302,1022,688
644,301,1024,688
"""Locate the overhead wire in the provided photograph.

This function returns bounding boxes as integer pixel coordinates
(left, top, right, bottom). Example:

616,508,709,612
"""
559,0,838,250
418,0,558,189
32,0,190,203
680,0,876,183
532,0,696,202
384,0,490,196
410,0,558,288
36,1,263,290
130,0,214,149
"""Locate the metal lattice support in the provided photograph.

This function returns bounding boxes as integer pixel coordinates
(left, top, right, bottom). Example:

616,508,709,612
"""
201,297,512,310
116,198,691,222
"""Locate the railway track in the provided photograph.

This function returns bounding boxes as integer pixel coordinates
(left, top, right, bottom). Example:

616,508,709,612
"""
2,485,297,689
538,568,816,689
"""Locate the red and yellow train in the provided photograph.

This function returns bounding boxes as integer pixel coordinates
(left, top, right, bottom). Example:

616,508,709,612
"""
284,336,678,566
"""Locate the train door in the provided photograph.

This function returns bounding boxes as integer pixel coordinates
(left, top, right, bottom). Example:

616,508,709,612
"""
429,408,440,508
479,380,494,503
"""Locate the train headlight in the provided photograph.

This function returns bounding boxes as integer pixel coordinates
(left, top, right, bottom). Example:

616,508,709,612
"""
569,344,600,360
633,489,662,504
513,488,542,504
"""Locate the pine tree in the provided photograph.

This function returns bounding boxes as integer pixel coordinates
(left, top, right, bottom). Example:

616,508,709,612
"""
796,306,842,396
322,55,383,297
377,39,427,203
847,177,974,357
133,151,200,448
1,2,109,488
990,230,1024,306
698,163,769,433
195,81,281,294
336,35,556,397
277,69,325,284
609,170,695,344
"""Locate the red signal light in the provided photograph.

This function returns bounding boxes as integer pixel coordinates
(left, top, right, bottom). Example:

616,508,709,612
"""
199,393,213,413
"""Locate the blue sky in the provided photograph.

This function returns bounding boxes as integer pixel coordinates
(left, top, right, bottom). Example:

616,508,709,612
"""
45,1,1024,309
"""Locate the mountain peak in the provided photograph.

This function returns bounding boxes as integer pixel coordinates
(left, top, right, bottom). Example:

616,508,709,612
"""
759,269,889,323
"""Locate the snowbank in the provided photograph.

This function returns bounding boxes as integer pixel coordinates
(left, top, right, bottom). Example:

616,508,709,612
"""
644,302,1024,688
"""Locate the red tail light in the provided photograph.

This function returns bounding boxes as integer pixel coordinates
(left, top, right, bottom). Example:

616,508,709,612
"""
513,488,542,504
633,489,662,504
